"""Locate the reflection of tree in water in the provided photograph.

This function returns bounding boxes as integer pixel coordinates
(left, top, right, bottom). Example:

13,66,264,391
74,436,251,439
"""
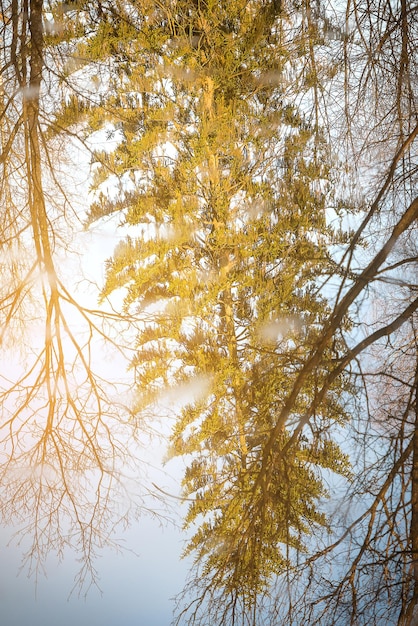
0,0,417,624
0,0,152,592
262,0,418,621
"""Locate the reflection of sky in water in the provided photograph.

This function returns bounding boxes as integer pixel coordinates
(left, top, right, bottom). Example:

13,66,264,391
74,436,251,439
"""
1,515,189,625
0,367,191,626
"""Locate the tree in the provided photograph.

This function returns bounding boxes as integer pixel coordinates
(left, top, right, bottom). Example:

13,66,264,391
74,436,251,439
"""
83,1,354,622
0,0,153,592
251,0,418,623
85,1,418,623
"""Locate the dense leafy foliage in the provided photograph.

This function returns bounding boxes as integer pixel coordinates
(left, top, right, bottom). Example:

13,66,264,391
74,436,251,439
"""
81,1,354,621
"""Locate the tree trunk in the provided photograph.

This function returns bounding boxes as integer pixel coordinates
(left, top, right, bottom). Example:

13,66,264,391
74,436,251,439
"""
402,360,418,625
